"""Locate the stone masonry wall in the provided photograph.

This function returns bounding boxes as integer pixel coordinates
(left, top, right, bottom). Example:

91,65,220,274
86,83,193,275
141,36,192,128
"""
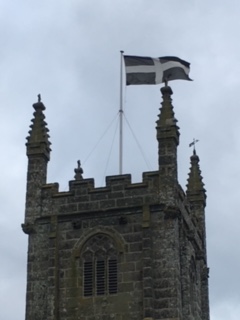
25,223,50,320
24,171,208,320
58,212,144,320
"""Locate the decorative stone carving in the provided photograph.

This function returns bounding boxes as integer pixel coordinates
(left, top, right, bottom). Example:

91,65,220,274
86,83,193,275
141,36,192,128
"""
21,223,35,234
72,219,82,229
119,216,127,225
201,267,210,280
164,206,181,220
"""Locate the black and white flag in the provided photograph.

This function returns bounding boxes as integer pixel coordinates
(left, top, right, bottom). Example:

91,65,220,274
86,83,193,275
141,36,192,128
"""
124,55,192,85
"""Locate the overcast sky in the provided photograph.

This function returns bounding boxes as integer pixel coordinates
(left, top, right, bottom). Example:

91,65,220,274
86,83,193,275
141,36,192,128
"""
0,1,239,319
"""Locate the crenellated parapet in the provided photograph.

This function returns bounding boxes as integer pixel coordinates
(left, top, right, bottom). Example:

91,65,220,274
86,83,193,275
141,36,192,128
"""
42,172,160,216
33,170,204,253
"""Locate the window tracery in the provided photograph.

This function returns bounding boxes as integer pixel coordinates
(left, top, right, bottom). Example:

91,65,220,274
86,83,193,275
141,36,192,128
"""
82,234,118,297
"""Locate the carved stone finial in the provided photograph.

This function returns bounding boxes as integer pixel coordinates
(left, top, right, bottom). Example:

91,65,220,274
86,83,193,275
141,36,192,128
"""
74,160,83,180
160,84,173,96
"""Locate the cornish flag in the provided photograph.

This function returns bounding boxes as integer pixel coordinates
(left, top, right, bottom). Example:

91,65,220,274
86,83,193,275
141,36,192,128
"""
124,55,191,85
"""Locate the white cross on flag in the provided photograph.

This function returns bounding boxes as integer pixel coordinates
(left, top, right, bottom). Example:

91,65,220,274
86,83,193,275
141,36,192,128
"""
124,55,192,85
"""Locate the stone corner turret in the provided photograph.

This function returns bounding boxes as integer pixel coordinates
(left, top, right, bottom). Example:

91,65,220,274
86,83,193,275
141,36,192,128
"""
24,95,51,223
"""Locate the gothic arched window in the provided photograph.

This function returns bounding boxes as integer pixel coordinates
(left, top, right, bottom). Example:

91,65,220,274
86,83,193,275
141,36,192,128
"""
82,234,118,297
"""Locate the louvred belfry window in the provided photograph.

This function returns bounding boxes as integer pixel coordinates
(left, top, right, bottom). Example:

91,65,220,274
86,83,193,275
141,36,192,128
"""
108,259,117,294
82,234,118,297
96,260,105,295
83,261,93,296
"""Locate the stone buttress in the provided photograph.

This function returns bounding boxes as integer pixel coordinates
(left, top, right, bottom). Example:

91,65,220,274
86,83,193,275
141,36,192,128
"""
23,88,210,320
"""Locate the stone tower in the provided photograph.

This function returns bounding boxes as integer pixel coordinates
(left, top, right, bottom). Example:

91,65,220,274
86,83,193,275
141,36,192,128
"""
22,86,210,320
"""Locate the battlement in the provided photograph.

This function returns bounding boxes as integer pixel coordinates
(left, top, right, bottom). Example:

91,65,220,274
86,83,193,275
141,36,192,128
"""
43,171,159,198
39,170,199,231
39,171,204,244
38,169,204,257
40,171,161,216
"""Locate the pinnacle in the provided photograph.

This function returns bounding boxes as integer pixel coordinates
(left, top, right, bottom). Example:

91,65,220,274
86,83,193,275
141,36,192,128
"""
156,85,180,182
26,96,51,159
74,160,84,180
156,85,180,140
186,149,206,204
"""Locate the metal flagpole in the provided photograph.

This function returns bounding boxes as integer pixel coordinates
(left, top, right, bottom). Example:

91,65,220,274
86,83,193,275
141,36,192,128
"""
119,50,124,175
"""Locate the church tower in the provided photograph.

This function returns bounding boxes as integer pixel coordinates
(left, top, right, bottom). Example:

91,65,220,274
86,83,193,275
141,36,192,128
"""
23,87,210,320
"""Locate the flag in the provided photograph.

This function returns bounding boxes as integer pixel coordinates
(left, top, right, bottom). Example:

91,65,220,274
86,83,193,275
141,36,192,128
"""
124,55,192,85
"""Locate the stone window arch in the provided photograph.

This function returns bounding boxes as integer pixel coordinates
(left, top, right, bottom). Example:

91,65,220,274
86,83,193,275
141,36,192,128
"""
81,233,118,297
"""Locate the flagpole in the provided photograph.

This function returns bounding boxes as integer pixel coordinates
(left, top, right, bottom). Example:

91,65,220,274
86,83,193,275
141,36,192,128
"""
119,50,124,174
